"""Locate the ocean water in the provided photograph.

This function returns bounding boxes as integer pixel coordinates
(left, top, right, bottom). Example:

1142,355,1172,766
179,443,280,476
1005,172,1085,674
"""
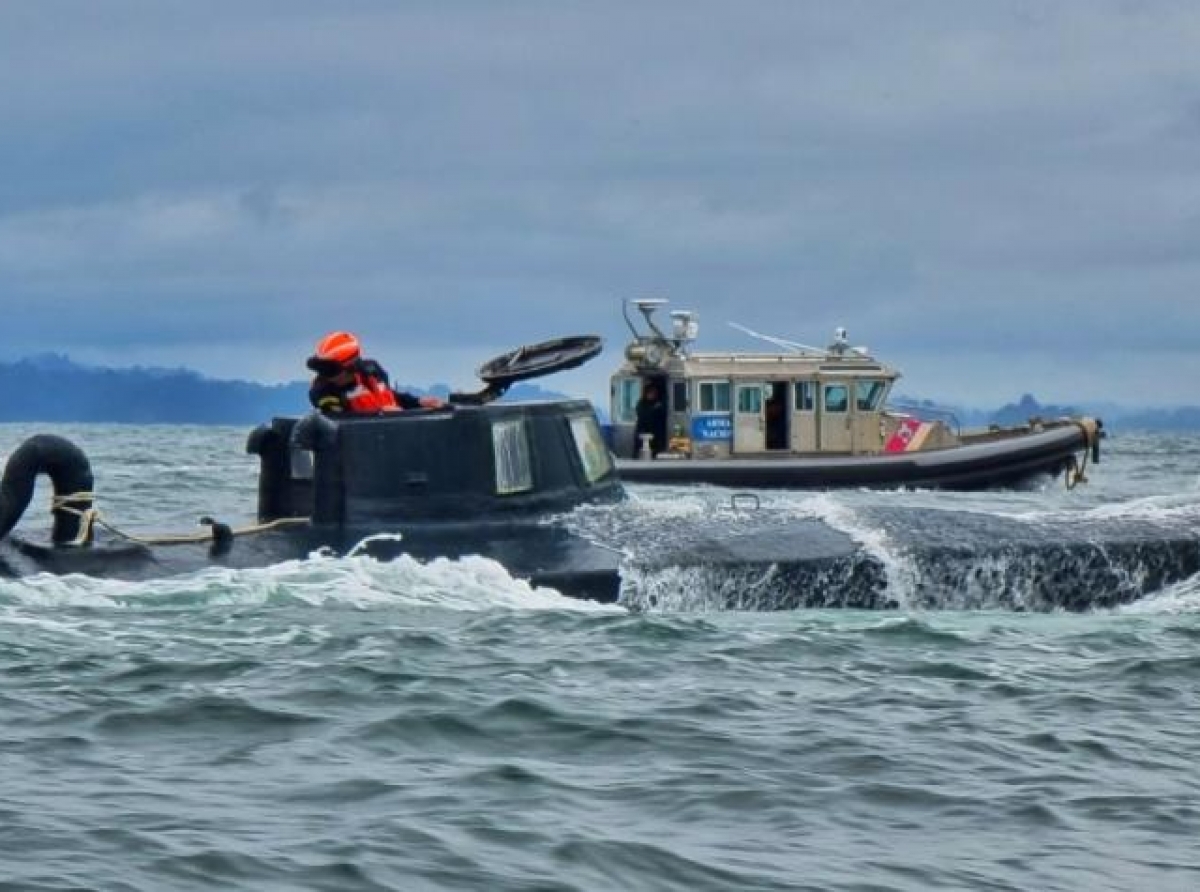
1,423,1199,891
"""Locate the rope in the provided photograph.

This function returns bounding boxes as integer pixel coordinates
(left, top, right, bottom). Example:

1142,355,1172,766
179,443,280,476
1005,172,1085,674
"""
50,491,95,506
93,515,309,546
1064,419,1096,490
48,491,307,545
1064,454,1083,490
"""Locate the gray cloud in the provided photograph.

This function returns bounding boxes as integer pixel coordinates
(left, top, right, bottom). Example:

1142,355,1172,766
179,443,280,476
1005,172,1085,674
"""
0,1,1197,405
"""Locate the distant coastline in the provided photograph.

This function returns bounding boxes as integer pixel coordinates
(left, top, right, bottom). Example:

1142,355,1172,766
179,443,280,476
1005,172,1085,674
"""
890,392,1200,434
0,353,568,425
0,354,1196,430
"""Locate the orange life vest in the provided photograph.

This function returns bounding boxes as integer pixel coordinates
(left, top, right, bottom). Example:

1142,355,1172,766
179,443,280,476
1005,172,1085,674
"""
344,371,400,414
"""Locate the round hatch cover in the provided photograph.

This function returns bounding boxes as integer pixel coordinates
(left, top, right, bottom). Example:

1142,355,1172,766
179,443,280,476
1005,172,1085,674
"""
477,335,604,386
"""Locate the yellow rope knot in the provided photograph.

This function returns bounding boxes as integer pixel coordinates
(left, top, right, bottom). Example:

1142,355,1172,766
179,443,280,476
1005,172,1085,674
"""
47,490,308,546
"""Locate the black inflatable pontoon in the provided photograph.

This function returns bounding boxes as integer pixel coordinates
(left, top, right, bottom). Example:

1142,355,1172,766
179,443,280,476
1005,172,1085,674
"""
616,422,1099,491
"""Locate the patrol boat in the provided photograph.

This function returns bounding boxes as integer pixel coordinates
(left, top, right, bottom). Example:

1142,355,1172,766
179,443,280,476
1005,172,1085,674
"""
611,299,1103,490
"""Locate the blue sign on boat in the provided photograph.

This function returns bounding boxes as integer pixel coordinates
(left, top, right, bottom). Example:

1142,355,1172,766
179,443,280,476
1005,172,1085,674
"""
692,414,733,442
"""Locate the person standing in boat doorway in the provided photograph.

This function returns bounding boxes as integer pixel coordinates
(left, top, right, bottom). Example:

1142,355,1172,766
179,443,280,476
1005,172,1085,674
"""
307,331,445,415
634,381,668,458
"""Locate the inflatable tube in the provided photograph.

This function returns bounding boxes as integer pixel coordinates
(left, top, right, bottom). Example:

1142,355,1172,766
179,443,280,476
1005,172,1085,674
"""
615,423,1092,491
0,434,94,545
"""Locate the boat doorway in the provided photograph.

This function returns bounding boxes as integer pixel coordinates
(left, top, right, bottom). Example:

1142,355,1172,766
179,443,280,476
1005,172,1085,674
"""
820,380,853,452
634,375,669,458
733,383,765,453
733,381,791,453
765,381,789,451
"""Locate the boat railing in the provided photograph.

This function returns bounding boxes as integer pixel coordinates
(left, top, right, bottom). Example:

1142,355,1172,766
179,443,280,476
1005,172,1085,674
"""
886,402,962,436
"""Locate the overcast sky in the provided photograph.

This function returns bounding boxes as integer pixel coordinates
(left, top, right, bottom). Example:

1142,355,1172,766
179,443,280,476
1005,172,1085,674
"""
0,1,1197,407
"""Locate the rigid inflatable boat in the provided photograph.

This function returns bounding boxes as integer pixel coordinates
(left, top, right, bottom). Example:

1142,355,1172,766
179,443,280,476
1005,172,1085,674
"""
610,299,1103,490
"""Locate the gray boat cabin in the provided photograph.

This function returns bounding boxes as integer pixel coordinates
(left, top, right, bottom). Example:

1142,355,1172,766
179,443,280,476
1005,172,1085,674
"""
610,298,954,460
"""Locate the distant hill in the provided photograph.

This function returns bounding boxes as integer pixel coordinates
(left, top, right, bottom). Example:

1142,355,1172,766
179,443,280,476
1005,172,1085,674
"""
892,391,1200,433
990,393,1083,427
1,355,1196,429
0,354,573,424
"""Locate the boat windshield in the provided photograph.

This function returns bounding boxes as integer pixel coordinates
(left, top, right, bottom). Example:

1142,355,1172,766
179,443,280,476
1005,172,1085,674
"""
855,380,887,411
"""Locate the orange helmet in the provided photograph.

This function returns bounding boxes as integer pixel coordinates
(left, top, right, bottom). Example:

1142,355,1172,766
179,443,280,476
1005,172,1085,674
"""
313,331,361,365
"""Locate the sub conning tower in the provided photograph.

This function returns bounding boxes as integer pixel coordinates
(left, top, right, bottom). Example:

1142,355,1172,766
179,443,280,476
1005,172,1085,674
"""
246,401,620,529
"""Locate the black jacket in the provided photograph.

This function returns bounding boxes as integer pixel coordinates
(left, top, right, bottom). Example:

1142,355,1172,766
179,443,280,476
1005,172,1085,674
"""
634,395,667,455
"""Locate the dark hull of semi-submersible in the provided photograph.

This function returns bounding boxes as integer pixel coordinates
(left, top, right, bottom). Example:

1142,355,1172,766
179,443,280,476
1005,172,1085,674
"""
609,506,1200,612
0,404,1196,612
0,404,627,605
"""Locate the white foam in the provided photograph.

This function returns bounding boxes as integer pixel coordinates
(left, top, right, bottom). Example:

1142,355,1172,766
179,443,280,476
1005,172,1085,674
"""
345,532,405,557
604,487,927,607
1118,572,1200,615
793,492,919,607
1076,494,1200,523
0,552,620,614
619,561,786,612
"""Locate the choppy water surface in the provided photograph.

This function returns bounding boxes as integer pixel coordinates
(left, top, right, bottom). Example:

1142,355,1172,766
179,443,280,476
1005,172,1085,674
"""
1,424,1199,891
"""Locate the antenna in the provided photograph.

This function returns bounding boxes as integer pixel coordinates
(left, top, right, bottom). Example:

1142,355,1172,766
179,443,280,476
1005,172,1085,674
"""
827,326,870,358
633,298,668,316
623,297,670,340
728,322,824,355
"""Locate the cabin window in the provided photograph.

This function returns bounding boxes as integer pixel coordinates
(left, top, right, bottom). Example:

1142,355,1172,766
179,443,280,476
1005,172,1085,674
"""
794,381,816,412
614,378,640,424
671,381,689,412
492,419,533,495
855,380,886,412
736,386,762,414
697,381,731,413
569,414,614,484
823,384,849,413
289,447,314,481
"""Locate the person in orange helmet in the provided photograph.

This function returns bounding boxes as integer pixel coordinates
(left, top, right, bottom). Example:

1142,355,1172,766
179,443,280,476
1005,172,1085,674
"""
306,331,445,415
